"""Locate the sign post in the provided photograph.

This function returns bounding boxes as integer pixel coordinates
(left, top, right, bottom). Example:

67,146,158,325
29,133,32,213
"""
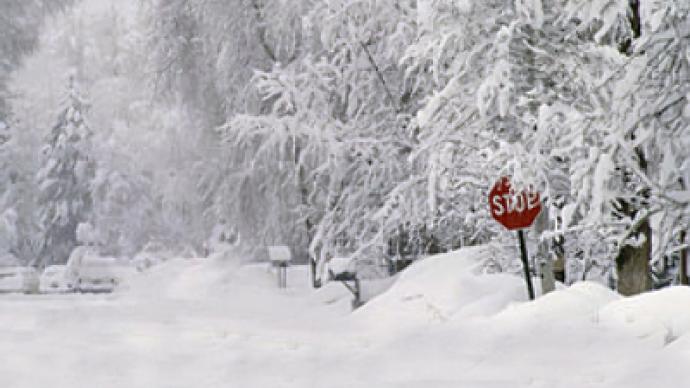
517,230,534,300
268,246,292,288
488,177,542,300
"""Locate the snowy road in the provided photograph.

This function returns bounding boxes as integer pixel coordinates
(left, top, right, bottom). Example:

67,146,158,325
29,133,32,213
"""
1,254,689,388
0,261,359,388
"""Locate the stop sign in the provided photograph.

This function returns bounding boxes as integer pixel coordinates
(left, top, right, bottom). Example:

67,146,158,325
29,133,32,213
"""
488,177,541,230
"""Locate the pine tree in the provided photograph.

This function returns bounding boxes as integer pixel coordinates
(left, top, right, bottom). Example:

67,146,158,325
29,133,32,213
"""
0,119,17,257
36,75,95,267
0,119,9,173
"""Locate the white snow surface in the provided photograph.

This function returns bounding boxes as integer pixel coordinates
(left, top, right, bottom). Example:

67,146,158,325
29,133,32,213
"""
1,246,689,387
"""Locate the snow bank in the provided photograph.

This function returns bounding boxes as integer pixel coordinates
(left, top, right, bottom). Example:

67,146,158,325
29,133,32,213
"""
309,281,353,311
121,249,354,320
599,286,690,346
343,247,690,387
120,249,268,301
4,242,690,388
351,244,690,338
495,281,620,325
353,245,528,330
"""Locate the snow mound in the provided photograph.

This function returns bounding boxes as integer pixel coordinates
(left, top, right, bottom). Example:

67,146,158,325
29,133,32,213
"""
121,249,270,300
599,286,690,346
309,281,353,309
353,246,527,330
495,281,620,325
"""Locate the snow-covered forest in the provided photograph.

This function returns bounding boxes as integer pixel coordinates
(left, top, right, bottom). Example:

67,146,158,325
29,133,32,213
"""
2,0,688,294
1,1,690,387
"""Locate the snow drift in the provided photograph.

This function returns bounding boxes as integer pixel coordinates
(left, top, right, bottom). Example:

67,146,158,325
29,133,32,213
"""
354,244,690,352
353,245,529,330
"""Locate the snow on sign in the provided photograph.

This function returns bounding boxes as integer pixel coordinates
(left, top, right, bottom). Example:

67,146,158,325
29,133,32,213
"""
268,245,291,289
488,176,542,300
268,246,291,263
488,176,541,230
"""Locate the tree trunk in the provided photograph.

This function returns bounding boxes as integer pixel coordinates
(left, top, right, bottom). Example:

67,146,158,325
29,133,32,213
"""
614,0,651,296
615,219,652,295
294,140,319,287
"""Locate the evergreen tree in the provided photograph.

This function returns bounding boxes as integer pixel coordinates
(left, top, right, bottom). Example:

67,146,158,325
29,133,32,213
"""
0,119,16,256
36,76,95,266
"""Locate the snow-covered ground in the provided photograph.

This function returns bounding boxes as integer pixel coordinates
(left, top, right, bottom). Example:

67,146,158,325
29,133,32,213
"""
1,247,689,388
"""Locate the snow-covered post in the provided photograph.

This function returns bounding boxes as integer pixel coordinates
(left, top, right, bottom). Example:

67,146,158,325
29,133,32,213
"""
534,204,555,293
540,259,556,294
268,246,291,289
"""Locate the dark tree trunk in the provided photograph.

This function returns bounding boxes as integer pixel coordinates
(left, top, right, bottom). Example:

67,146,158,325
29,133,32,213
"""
294,140,320,288
615,219,652,295
614,0,651,296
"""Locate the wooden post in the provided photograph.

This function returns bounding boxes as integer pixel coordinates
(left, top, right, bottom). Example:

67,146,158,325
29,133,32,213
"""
351,277,362,309
310,257,321,288
540,259,556,294
268,246,291,289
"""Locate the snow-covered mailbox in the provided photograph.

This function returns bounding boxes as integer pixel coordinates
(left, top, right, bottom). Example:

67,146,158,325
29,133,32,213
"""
268,245,291,288
327,257,362,309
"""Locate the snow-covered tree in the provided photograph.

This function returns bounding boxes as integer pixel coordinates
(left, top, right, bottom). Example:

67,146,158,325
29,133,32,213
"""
0,0,74,118
91,167,155,257
219,0,419,267
36,76,95,266
615,0,689,289
397,0,671,290
0,120,18,256
142,0,309,256
538,0,689,293
2,0,685,294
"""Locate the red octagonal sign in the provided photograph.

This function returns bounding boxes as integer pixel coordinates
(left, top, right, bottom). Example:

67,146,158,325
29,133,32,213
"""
488,177,542,230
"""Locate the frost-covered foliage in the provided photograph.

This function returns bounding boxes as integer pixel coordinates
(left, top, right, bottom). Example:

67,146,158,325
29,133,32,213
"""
36,77,95,266
1,0,687,292
614,0,690,266
91,169,154,257
221,0,418,263
142,0,312,258
9,1,213,260
391,0,688,288
145,0,305,116
0,0,73,117
536,0,690,286
148,0,687,288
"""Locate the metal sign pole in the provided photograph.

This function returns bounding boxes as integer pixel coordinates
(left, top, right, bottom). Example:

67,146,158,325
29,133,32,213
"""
280,264,287,288
517,229,535,300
